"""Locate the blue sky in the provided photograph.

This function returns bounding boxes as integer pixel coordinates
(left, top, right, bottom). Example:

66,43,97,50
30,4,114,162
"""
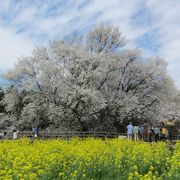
0,0,180,88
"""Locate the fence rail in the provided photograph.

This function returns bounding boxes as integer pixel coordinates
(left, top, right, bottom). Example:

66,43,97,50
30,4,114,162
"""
2,131,127,139
1,131,179,140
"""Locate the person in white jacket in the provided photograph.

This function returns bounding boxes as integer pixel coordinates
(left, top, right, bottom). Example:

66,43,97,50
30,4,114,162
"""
13,129,19,140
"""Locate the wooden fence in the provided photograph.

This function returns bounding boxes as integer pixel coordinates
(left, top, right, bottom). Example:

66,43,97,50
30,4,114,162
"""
2,131,127,139
1,131,179,140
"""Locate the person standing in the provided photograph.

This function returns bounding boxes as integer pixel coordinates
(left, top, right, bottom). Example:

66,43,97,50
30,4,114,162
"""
127,122,133,140
166,129,170,142
33,126,39,138
0,131,4,139
154,126,160,142
13,129,19,140
139,125,145,141
147,127,153,142
161,126,167,141
133,125,140,141
143,121,149,142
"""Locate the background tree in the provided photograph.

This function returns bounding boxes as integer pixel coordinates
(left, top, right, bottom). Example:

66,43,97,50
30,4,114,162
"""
2,25,178,132
0,87,5,113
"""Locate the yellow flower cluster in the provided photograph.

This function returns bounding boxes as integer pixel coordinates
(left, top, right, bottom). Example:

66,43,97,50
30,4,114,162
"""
0,138,179,179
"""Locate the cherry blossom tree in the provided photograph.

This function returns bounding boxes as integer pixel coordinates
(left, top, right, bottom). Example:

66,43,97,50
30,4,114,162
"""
2,25,177,131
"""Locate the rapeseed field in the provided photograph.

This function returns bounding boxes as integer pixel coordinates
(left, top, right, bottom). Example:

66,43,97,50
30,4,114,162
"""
0,138,179,180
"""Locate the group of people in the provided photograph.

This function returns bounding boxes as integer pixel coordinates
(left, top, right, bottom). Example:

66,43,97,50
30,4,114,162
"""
127,122,170,142
12,126,39,139
1,123,173,141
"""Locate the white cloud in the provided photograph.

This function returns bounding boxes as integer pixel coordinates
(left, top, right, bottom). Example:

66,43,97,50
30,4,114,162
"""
145,0,180,88
0,26,34,70
0,0,180,88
